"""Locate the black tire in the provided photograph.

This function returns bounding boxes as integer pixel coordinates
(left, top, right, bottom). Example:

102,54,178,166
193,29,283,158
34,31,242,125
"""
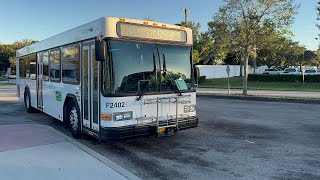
24,89,36,113
66,100,81,138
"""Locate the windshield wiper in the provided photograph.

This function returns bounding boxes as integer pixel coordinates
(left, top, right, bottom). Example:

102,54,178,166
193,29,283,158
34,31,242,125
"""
137,53,157,101
162,54,182,96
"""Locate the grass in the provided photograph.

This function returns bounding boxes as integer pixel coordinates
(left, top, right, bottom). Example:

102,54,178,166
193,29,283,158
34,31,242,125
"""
199,77,320,92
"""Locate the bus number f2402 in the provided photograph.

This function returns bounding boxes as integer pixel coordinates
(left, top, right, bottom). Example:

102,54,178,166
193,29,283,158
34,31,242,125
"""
106,102,125,108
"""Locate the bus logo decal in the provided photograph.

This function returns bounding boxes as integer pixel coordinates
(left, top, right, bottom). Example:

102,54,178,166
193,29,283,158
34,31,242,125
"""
56,91,62,102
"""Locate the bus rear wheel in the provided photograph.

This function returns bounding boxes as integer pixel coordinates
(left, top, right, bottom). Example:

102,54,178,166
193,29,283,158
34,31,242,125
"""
67,100,81,138
24,90,36,113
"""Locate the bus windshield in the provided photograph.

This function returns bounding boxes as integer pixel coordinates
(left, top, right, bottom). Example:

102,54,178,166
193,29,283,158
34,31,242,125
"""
103,40,195,96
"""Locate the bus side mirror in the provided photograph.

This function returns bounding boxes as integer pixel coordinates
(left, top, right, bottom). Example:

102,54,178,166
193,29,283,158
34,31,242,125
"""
194,66,200,83
95,38,106,61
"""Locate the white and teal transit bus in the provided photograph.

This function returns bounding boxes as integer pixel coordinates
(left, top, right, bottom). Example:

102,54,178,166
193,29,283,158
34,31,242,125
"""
16,17,199,140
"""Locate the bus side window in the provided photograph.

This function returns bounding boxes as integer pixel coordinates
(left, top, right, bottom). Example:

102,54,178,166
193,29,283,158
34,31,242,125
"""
25,56,30,79
43,51,49,81
50,49,61,82
62,44,80,84
29,54,37,80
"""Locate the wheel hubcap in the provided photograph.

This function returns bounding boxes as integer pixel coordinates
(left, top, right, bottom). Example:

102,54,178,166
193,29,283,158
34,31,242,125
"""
69,107,78,130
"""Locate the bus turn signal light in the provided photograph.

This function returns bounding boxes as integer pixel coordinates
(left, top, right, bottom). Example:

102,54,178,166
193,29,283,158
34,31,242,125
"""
101,114,111,121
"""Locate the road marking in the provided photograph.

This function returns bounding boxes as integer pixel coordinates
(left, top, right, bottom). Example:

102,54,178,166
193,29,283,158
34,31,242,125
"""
245,140,255,144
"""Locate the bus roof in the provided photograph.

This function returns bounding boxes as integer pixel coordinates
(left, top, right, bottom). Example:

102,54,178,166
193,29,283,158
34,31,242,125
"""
17,17,192,57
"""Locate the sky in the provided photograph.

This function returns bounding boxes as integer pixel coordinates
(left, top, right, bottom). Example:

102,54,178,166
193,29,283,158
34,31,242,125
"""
0,0,318,50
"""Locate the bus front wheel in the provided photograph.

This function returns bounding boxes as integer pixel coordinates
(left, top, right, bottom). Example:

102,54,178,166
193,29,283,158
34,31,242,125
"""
66,100,81,138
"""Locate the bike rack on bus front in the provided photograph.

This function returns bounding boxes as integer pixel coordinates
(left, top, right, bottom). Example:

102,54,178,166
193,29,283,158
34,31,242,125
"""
142,95,191,134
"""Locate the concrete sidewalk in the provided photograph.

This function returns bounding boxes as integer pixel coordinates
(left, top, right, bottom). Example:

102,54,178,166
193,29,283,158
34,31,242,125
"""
0,124,137,180
0,85,17,101
197,88,320,99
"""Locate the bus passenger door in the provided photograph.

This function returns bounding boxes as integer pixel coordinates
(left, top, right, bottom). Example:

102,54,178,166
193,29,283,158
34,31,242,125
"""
82,42,100,133
37,53,43,109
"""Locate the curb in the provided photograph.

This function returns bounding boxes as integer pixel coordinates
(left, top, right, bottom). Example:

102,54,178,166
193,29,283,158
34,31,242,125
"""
197,93,320,104
44,125,141,180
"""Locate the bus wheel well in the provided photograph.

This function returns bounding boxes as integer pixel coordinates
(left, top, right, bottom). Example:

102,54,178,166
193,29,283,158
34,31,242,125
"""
24,86,29,94
63,95,77,128
23,86,36,113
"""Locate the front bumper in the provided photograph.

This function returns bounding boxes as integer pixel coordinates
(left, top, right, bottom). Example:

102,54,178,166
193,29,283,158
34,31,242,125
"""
101,116,198,140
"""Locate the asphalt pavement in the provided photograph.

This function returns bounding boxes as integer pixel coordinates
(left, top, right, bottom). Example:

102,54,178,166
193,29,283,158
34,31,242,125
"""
1,85,320,179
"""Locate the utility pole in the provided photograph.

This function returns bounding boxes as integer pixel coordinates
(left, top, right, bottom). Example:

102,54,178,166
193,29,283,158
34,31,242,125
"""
183,8,189,26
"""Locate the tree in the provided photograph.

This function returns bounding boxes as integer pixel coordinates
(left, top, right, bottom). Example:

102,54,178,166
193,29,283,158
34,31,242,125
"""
12,39,37,50
207,20,232,63
193,32,214,64
284,41,305,67
0,39,36,72
301,50,317,67
255,25,292,68
0,44,15,71
310,49,320,68
214,0,299,95
9,56,16,70
181,21,213,64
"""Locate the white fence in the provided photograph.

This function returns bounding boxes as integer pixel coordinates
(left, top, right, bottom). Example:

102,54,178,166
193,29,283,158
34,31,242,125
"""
196,65,268,79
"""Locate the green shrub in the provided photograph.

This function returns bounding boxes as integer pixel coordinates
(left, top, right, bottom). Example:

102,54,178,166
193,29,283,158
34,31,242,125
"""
248,74,320,82
304,75,320,82
198,76,206,84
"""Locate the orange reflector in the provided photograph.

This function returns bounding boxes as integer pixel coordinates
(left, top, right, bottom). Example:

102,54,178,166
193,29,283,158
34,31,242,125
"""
153,23,158,26
101,114,111,121
159,127,166,133
119,18,126,22
143,21,148,25
162,24,167,27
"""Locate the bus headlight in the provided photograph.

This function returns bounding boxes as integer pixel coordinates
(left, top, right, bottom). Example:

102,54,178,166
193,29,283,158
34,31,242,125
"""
184,105,190,113
184,105,195,113
114,111,133,121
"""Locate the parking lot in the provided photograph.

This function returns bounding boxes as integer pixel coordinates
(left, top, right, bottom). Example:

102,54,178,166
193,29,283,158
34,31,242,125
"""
0,85,320,179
